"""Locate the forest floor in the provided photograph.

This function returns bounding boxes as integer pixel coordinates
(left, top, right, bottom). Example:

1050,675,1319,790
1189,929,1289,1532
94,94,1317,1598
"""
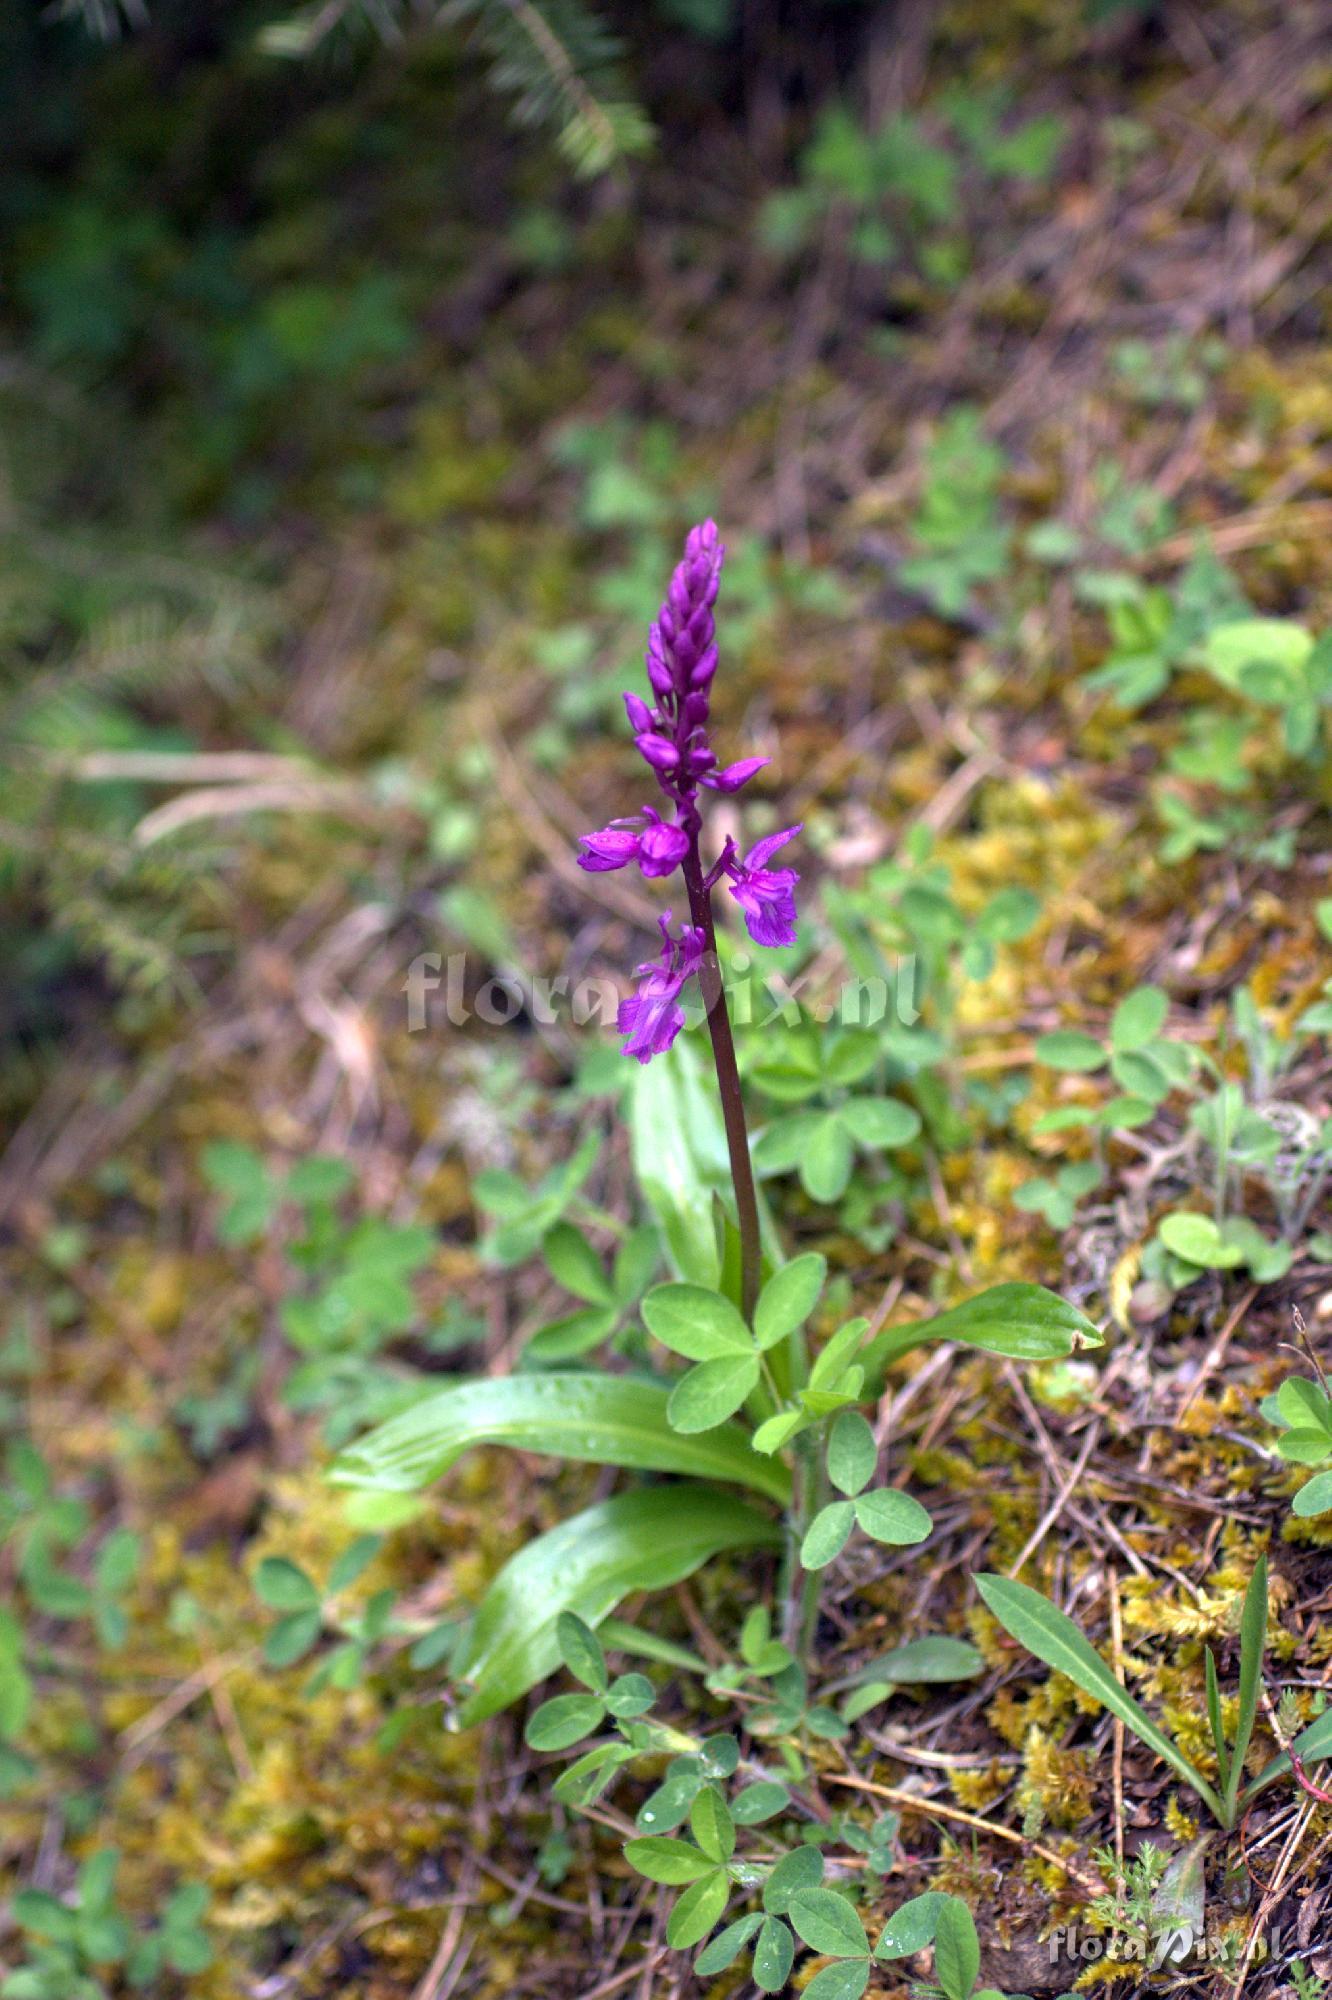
4,3,1332,1996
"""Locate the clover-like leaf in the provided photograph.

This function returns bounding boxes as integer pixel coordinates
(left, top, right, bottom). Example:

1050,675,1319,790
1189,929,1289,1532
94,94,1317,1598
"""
543,1222,615,1304
666,1868,729,1950
754,1254,827,1351
827,1411,877,1496
690,1786,735,1863
694,1913,763,1976
668,1354,760,1433
732,1779,791,1823
622,1835,715,1885
753,1914,795,1992
604,1672,654,1718
804,1960,871,2000
854,1488,932,1546
763,1844,824,1912
1111,986,1168,1051
254,1557,320,1613
525,1692,606,1751
788,1886,870,1957
801,1500,856,1570
934,1897,982,2000
1036,1030,1105,1071
556,1611,608,1693
642,1284,753,1360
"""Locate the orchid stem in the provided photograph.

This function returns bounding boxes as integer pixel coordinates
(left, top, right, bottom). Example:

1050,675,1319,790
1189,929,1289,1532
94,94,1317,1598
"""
682,833,762,1324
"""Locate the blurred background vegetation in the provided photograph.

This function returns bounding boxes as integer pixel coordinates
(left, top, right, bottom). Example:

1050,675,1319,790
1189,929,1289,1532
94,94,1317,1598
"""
4,1,1332,1995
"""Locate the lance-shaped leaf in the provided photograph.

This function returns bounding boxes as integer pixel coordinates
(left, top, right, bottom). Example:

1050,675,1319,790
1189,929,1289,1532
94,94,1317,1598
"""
328,1374,790,1504
453,1485,781,1724
1223,1555,1267,1825
975,1574,1224,1823
865,1283,1102,1378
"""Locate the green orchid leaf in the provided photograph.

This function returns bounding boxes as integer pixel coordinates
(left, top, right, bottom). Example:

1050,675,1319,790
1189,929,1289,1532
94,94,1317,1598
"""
1224,1555,1267,1824
849,1636,983,1685
329,1373,789,1503
452,1486,781,1724
631,1037,781,1283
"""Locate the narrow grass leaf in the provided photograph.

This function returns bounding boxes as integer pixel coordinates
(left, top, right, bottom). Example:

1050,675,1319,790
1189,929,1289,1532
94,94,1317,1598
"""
975,1574,1224,1822
1224,1555,1266,1823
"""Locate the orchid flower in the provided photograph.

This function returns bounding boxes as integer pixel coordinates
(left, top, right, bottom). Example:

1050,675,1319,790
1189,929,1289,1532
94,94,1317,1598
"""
575,521,798,1316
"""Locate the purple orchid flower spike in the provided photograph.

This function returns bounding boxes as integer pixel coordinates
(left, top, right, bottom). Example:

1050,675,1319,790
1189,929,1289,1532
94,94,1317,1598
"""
721,824,803,949
575,519,798,1317
617,913,705,1064
577,809,689,879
